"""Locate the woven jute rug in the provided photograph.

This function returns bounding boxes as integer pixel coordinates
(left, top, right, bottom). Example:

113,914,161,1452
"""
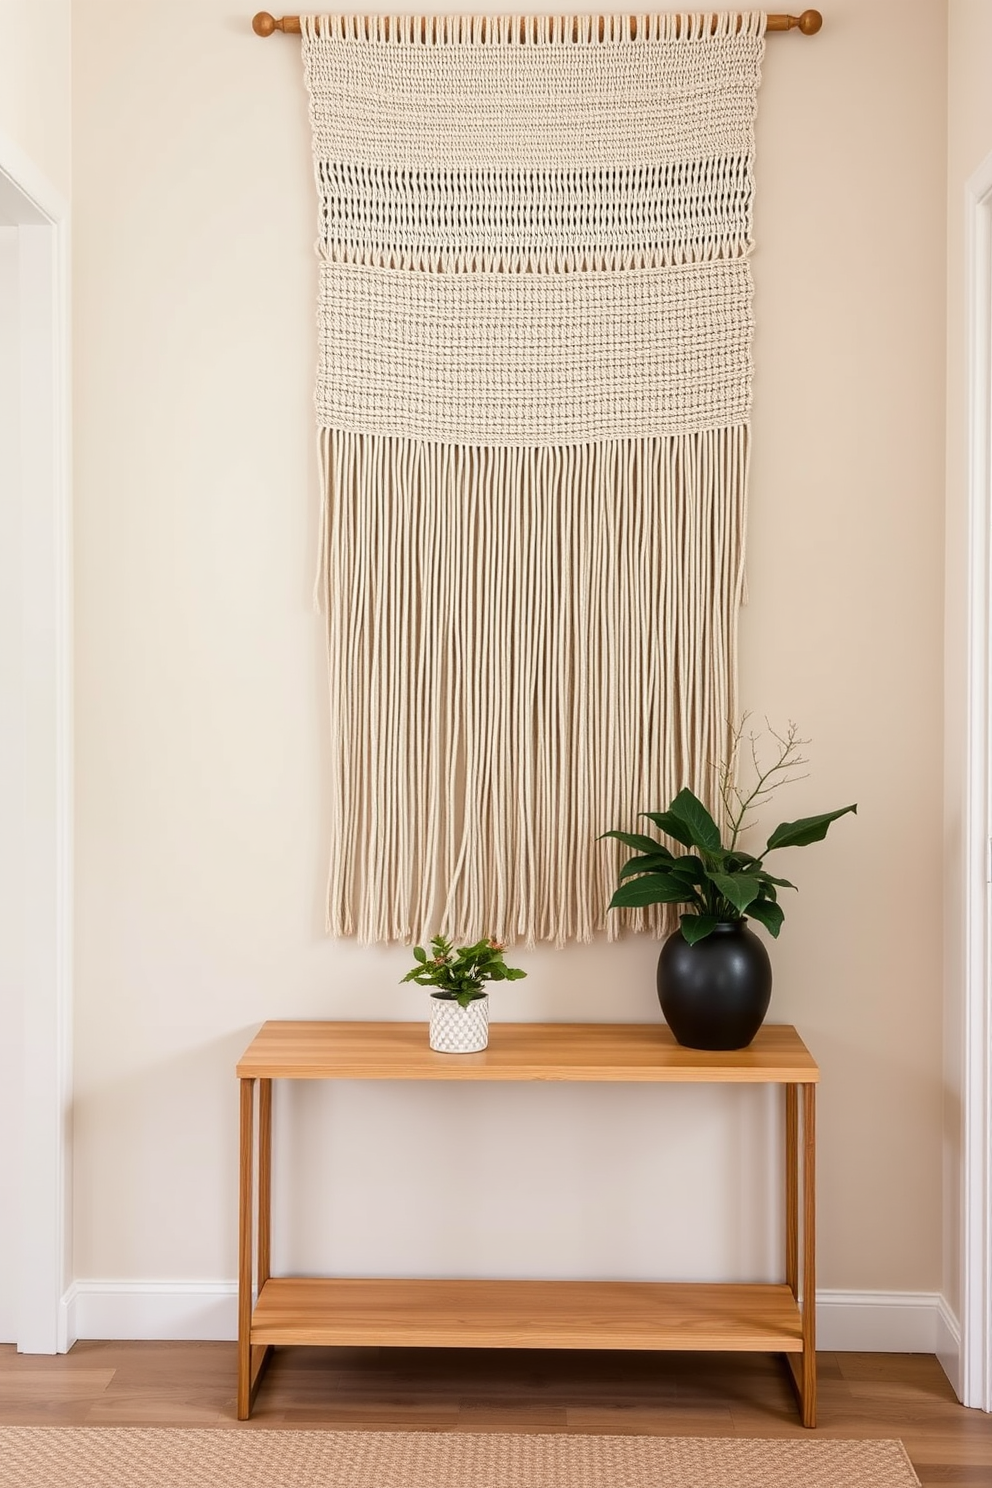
0,1427,921,1487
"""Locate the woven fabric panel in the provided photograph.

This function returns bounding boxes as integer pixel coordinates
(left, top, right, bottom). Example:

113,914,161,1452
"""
316,258,753,444
303,13,763,445
317,159,753,269
300,14,767,945
302,13,764,170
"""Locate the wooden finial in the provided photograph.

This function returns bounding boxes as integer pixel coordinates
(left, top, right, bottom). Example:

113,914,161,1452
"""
252,11,277,36
798,10,823,34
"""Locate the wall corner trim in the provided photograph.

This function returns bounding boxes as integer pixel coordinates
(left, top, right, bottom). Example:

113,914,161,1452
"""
0,124,73,1358
59,1283,78,1353
935,1294,963,1400
961,147,992,1415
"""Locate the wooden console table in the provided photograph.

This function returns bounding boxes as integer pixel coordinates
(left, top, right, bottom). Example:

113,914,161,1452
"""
236,1021,818,1425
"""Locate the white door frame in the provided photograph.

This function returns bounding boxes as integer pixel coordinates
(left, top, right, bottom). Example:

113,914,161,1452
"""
0,129,73,1354
962,150,992,1414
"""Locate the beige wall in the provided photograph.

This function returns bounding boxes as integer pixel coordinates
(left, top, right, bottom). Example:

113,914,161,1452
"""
943,0,992,1333
0,0,71,196
72,1,948,1301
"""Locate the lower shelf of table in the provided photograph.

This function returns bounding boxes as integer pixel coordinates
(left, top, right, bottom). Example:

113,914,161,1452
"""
249,1277,804,1353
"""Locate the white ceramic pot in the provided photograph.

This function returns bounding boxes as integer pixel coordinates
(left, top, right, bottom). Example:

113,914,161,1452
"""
429,992,489,1053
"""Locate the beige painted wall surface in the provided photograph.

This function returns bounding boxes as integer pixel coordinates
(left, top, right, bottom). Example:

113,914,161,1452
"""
73,1,947,1296
943,0,992,1328
0,0,71,195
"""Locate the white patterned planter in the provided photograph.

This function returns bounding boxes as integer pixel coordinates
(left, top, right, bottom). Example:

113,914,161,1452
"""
429,993,489,1053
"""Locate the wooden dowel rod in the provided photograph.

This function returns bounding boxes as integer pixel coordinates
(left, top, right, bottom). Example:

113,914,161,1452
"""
252,11,823,39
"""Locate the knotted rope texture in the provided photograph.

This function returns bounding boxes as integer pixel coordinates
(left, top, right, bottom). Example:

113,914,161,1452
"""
302,12,765,945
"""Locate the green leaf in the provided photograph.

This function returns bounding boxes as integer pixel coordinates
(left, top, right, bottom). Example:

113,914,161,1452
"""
765,804,857,852
641,811,697,849
679,913,719,944
746,898,785,937
665,788,723,852
600,829,666,855
665,854,707,882
454,989,486,1009
619,852,682,881
707,872,762,914
760,873,797,890
504,967,527,980
609,874,695,909
413,946,427,964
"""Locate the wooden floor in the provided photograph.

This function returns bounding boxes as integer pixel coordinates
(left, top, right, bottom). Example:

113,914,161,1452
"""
1,1343,990,1486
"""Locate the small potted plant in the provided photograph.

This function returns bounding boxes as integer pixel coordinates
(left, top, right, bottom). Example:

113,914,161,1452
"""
401,934,527,1053
603,721,856,1051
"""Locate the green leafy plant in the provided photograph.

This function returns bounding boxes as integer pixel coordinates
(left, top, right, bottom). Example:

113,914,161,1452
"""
603,721,856,945
401,934,527,1008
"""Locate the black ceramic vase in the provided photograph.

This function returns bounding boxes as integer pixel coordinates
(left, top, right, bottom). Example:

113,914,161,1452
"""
657,920,772,1051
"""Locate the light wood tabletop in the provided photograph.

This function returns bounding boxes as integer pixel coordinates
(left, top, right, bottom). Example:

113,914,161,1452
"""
236,1020,819,1083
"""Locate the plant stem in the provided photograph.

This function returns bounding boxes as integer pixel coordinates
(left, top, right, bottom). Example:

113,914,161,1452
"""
723,719,809,850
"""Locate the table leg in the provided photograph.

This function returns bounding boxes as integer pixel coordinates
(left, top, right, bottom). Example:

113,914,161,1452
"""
800,1081,817,1428
785,1084,798,1299
258,1079,272,1289
237,1077,255,1421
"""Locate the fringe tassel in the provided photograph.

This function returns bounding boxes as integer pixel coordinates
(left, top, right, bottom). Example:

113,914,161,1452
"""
318,428,747,948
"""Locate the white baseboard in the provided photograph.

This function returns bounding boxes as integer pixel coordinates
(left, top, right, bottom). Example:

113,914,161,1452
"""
935,1294,963,1399
67,1280,238,1343
58,1287,76,1353
816,1289,954,1354
65,1281,956,1355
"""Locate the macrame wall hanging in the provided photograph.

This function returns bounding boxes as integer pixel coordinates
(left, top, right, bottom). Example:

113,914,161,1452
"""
299,11,765,948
